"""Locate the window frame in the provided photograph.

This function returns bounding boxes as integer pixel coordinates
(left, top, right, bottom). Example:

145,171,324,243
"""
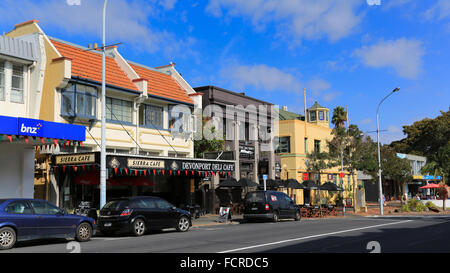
106,96,133,125
276,136,291,154
60,82,97,119
4,200,33,215
10,64,25,104
0,61,5,101
314,140,321,153
142,104,164,130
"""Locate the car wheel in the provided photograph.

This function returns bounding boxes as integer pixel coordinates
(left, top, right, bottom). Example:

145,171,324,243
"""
132,218,146,236
176,216,190,232
294,210,301,221
272,211,279,222
76,223,92,242
0,227,16,250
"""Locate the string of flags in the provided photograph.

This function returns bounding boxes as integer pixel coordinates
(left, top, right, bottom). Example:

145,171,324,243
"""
52,164,233,178
0,134,83,150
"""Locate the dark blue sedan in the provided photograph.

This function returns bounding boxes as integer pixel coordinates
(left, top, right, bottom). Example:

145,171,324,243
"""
0,199,96,250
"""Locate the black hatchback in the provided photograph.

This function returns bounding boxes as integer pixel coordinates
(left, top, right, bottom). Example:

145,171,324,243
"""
97,196,192,236
243,191,301,222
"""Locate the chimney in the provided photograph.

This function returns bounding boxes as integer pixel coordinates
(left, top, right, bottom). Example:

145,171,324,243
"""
282,106,288,111
94,43,98,49
88,43,92,48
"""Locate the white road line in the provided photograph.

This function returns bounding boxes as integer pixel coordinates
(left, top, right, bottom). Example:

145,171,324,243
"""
218,219,413,253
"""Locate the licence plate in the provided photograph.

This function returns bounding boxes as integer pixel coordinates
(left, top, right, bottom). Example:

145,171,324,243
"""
104,222,112,227
251,207,258,211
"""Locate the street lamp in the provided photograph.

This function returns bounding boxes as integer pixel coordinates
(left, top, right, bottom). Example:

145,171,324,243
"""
376,87,400,215
100,0,108,210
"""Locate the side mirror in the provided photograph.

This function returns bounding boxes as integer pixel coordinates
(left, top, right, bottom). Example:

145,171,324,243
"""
171,206,177,210
57,210,65,216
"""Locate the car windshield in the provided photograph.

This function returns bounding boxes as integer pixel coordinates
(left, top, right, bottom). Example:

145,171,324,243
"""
103,200,129,210
245,192,266,203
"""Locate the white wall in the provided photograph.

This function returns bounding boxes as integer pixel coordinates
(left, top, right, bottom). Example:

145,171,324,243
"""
0,143,35,199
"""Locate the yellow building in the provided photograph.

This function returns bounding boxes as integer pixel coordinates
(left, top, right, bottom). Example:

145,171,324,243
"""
277,103,353,205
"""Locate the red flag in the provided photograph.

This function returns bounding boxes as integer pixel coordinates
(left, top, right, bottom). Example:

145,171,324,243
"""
153,169,156,175
124,168,128,175
41,137,45,144
54,139,58,146
24,136,29,144
80,141,83,147
192,171,194,176
73,166,77,172
162,170,165,175
114,168,117,175
8,135,12,143
135,170,138,176
62,166,66,172
228,172,231,176
178,170,180,176
53,166,57,172
185,170,188,176
170,170,172,175
198,171,201,176
144,170,147,176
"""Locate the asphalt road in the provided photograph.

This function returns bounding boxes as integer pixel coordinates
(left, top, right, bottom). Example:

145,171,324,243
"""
3,215,450,254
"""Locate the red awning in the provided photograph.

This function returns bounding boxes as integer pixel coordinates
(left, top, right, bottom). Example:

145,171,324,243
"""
420,183,441,189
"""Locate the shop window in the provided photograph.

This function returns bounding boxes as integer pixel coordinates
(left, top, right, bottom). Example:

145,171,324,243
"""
11,64,24,103
61,83,97,119
169,105,192,133
143,104,163,129
106,97,132,124
0,61,5,101
310,111,316,122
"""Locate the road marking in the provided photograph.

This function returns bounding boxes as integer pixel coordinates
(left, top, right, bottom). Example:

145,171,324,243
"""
218,219,413,253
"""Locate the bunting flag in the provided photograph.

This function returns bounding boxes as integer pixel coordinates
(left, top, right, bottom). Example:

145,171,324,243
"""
80,141,83,147
114,168,118,175
228,172,231,176
8,135,12,143
24,136,29,144
135,170,138,176
62,166,66,172
124,168,128,175
82,165,86,171
170,170,173,175
73,166,77,172
162,170,165,175
153,169,156,175
192,171,194,176
41,137,45,144
185,170,188,176
198,171,201,176
144,170,147,176
54,138,58,147
53,166,57,172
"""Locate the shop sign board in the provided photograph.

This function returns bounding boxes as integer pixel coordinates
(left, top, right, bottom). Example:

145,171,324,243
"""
55,153,96,165
128,159,165,169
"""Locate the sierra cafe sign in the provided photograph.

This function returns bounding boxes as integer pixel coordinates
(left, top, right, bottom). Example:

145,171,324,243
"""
55,153,96,165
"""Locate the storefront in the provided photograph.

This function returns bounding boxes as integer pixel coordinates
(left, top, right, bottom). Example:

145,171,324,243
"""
51,152,235,212
0,115,85,199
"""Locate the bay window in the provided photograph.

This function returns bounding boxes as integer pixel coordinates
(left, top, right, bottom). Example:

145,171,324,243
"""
61,83,97,119
143,104,163,129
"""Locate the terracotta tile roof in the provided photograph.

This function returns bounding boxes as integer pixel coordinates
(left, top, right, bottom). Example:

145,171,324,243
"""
50,39,140,92
130,63,193,105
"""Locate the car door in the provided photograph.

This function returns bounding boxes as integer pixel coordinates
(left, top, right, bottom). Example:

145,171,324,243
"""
29,200,74,238
154,198,178,229
283,194,297,217
139,198,162,229
3,200,37,240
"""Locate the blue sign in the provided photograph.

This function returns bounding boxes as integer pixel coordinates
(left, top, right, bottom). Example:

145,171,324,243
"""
263,174,268,180
0,115,85,141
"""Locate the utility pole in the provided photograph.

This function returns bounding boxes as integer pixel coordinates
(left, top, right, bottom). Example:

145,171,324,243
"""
100,0,108,210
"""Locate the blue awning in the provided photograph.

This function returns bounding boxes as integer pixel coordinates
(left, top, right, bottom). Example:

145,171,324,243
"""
0,115,85,142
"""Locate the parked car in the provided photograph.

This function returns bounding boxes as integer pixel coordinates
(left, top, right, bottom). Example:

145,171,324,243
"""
0,198,96,250
97,196,192,236
243,191,301,222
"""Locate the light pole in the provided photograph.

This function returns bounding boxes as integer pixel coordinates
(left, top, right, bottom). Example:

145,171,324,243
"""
100,0,108,210
376,87,400,215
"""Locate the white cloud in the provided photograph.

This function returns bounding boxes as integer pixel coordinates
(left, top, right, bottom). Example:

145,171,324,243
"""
353,38,424,79
360,118,372,125
205,0,364,43
323,91,342,102
219,63,303,93
0,0,191,57
424,0,450,21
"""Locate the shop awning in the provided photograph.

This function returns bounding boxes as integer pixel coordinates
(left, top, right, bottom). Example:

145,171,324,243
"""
0,115,85,145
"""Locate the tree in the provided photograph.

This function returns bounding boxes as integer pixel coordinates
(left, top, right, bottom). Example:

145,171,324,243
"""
194,119,224,158
327,124,378,211
391,109,450,184
379,146,412,204
331,106,347,128
305,150,329,183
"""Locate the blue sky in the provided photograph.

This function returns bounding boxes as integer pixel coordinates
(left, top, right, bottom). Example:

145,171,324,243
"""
1,0,449,144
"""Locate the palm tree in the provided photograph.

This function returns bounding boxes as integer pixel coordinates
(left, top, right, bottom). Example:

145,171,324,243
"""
331,106,347,128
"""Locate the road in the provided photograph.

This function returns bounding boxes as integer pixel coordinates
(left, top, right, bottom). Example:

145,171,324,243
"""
3,215,450,253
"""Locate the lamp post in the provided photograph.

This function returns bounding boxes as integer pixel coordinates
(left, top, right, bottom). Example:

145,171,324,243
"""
376,87,400,215
100,0,108,210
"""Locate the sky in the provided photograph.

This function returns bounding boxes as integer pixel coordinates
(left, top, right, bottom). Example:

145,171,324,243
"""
0,0,449,144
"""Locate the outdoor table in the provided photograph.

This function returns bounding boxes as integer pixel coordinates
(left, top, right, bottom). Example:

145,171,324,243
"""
300,207,311,218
